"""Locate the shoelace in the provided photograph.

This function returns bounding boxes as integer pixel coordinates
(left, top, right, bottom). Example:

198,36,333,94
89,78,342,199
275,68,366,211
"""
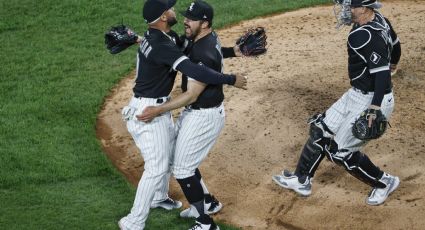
164,198,175,205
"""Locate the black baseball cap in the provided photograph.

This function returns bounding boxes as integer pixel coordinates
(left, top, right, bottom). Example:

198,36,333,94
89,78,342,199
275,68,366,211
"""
181,0,213,22
143,0,177,24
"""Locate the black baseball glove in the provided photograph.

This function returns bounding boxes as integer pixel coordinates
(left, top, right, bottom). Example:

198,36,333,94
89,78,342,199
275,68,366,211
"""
105,25,139,54
352,108,388,140
236,27,267,56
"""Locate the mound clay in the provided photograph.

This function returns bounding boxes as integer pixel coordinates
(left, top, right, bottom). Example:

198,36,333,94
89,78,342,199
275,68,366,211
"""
97,1,425,229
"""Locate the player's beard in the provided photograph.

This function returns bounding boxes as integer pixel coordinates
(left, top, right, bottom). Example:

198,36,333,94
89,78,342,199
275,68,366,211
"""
167,16,177,27
185,23,201,40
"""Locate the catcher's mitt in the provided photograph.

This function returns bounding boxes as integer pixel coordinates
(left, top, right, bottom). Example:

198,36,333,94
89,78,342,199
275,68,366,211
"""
236,27,267,56
352,108,388,140
105,25,139,54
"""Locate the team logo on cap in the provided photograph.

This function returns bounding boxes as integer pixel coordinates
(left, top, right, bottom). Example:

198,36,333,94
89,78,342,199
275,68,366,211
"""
189,2,195,11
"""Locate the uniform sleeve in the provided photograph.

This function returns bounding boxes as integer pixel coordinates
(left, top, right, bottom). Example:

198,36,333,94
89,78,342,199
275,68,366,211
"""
221,47,236,58
149,41,188,70
175,59,235,85
186,48,218,81
361,32,391,106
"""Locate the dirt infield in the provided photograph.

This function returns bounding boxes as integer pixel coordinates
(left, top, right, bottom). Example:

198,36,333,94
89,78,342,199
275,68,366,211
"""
96,1,425,229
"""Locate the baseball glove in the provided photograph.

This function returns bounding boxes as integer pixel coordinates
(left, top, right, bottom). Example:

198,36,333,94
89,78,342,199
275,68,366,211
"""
236,27,267,56
352,108,388,140
105,25,139,54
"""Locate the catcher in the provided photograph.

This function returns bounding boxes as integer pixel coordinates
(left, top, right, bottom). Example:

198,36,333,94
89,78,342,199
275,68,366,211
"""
273,0,401,206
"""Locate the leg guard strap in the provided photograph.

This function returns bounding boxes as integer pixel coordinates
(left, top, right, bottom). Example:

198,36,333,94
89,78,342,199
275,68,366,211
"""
334,151,385,188
294,138,325,181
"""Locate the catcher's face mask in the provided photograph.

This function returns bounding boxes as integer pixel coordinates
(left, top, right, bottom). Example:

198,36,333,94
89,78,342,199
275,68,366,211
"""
333,0,353,29
334,0,382,29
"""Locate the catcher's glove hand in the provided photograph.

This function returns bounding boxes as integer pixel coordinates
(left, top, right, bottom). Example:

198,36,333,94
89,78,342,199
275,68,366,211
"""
236,27,267,56
352,108,388,140
105,25,139,54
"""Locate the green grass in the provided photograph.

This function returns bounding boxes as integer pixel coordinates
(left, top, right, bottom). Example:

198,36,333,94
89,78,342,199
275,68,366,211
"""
0,0,329,229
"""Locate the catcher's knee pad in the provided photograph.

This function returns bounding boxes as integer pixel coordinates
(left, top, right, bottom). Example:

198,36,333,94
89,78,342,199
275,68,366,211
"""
309,113,338,158
334,151,386,188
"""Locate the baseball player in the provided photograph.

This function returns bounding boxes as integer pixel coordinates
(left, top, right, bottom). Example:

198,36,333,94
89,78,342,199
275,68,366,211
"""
273,0,401,205
118,0,247,229
138,1,244,229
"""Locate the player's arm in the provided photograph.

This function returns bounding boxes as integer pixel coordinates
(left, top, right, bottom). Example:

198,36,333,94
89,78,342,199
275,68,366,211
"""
154,42,246,88
221,46,242,58
175,59,246,88
137,80,206,122
352,29,391,126
368,44,391,108
385,18,401,75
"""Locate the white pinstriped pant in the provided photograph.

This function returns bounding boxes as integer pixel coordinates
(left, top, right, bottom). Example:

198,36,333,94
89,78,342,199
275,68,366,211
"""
172,103,225,179
120,97,175,230
324,88,395,158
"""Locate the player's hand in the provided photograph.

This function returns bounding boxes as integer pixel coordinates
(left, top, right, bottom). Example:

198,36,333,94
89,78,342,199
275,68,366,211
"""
137,106,162,122
367,105,381,128
233,74,247,90
233,45,242,57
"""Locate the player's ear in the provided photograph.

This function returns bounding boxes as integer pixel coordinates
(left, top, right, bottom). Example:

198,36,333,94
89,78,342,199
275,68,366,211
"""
201,21,209,29
160,13,167,22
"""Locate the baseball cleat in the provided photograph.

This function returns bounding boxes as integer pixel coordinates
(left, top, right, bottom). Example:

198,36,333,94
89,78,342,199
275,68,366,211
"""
366,173,400,206
180,205,199,218
206,195,223,215
180,196,223,218
272,170,312,196
151,197,182,210
189,215,220,230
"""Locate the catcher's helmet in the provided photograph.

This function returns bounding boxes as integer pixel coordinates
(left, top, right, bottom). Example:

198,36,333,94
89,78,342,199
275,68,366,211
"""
334,0,382,9
333,0,381,29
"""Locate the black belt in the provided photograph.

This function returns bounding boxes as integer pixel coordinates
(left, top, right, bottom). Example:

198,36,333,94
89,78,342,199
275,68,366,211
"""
353,87,392,95
187,103,222,110
156,98,165,103
134,95,168,103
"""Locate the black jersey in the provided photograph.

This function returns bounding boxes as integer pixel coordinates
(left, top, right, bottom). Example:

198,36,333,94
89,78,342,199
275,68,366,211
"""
182,32,224,108
347,12,399,92
133,28,188,98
